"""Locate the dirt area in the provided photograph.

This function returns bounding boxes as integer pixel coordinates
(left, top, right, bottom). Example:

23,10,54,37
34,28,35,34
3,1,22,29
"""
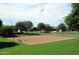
9,35,73,45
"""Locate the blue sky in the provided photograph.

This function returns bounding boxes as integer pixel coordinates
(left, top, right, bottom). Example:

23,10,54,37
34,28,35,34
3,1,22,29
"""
0,3,72,27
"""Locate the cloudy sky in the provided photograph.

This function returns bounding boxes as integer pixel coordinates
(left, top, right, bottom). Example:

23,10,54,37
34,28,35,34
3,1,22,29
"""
0,3,72,27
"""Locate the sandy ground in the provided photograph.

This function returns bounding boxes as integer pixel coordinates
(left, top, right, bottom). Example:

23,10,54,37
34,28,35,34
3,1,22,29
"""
9,35,73,45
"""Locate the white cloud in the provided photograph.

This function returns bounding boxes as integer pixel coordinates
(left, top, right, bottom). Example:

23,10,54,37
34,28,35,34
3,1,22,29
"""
0,3,72,26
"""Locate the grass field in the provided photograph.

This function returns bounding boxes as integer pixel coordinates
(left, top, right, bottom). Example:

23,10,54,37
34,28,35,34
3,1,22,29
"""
0,31,79,55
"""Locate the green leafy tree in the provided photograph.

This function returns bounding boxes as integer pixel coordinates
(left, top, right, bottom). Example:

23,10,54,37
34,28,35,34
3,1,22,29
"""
64,3,79,31
16,21,24,33
44,24,52,33
22,21,33,30
37,23,46,31
30,27,38,31
0,26,14,35
57,23,67,31
0,19,2,27
37,23,52,33
16,21,33,33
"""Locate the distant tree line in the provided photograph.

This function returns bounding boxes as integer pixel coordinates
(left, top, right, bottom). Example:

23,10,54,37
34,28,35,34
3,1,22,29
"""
0,19,67,36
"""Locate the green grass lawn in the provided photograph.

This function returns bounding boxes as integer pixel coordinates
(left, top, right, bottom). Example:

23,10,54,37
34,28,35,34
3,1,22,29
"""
0,31,79,55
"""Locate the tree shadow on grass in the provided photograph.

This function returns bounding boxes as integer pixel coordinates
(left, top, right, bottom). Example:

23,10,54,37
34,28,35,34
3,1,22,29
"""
0,42,18,49
0,34,18,38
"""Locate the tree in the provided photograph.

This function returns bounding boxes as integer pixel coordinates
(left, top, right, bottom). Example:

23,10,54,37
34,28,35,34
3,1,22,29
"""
16,21,33,33
37,23,46,31
0,26,14,35
57,23,67,31
44,24,52,33
16,21,24,33
37,23,52,33
64,3,79,31
0,19,2,27
22,21,33,31
30,27,38,31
